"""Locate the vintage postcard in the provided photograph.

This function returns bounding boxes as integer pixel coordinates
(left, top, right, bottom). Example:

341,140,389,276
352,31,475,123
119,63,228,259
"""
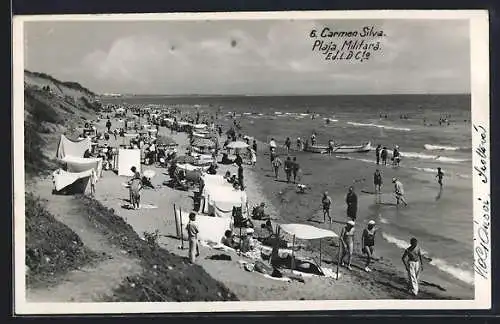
13,10,490,314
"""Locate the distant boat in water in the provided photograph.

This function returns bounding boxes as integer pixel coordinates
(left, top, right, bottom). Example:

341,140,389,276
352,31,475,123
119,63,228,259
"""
304,142,371,154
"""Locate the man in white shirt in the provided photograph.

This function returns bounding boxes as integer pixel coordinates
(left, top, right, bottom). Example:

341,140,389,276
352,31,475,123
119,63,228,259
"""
393,177,408,206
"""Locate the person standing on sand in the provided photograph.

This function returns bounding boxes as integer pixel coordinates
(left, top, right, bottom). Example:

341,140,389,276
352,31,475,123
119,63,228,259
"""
186,212,200,263
362,220,377,272
327,139,335,156
272,155,283,179
106,118,112,132
296,137,302,151
250,149,257,166
89,168,97,197
345,187,358,220
340,220,355,270
128,167,143,210
311,132,317,146
292,157,300,183
285,137,292,153
252,139,257,154
269,138,277,152
381,147,388,166
392,177,408,207
321,191,333,223
402,237,424,296
374,169,383,194
238,164,244,190
375,144,382,165
436,167,444,188
284,156,293,183
270,148,277,168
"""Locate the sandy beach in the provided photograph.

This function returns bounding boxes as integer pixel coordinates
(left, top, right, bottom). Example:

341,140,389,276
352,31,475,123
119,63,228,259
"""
27,108,471,301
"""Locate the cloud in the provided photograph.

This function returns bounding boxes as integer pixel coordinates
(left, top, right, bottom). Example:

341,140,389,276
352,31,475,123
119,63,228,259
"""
28,19,470,95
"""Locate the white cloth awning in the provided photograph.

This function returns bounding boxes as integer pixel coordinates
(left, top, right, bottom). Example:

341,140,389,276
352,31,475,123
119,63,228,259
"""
280,224,338,240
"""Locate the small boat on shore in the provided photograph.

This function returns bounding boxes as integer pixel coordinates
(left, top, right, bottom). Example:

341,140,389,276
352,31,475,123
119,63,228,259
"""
305,142,371,154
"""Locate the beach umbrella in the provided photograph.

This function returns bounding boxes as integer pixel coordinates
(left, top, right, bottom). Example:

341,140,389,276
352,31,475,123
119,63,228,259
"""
227,141,249,149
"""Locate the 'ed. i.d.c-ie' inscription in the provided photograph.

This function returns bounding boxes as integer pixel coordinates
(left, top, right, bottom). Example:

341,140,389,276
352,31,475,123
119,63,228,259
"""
309,26,386,62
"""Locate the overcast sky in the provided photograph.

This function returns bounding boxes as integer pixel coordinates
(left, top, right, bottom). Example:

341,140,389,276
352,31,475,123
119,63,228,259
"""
24,19,470,95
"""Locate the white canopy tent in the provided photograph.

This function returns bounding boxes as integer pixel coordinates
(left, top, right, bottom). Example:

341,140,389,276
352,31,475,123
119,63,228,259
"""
279,223,340,279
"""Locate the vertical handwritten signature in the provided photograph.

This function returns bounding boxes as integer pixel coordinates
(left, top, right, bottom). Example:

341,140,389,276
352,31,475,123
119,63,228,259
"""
473,124,488,183
473,124,489,280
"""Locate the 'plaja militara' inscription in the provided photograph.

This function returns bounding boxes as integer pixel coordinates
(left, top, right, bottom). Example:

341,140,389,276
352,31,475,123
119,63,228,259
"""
310,26,386,62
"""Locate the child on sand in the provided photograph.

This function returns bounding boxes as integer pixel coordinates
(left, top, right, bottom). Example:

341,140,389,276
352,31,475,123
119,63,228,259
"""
186,212,200,263
402,237,424,296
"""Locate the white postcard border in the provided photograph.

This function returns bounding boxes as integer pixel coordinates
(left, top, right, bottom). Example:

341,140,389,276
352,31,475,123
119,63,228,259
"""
13,10,491,314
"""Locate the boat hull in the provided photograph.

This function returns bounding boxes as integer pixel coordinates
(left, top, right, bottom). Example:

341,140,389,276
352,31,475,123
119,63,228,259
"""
305,142,371,154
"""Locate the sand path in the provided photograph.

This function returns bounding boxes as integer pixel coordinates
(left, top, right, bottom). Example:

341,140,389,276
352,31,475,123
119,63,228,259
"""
26,178,142,302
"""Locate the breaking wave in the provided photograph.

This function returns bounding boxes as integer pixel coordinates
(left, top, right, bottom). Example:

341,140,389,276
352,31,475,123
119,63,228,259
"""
347,121,411,132
424,144,463,151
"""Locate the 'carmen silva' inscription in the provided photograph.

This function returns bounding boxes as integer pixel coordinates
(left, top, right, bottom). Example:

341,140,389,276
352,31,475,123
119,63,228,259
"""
309,26,386,62
472,124,490,280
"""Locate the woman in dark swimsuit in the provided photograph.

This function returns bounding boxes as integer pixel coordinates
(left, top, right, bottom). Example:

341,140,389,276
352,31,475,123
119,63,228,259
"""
362,220,377,272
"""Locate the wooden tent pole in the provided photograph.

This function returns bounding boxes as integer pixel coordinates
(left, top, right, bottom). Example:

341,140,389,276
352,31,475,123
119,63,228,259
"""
291,234,296,274
319,239,322,267
336,236,342,280
173,204,178,238
179,207,184,250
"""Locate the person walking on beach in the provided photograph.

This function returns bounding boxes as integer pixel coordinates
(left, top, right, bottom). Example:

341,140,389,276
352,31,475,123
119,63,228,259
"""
252,139,257,154
392,145,401,167
381,147,388,166
402,237,424,296
272,155,283,179
292,157,300,183
284,156,293,183
374,169,383,194
436,167,444,188
392,177,408,207
375,144,382,165
346,186,358,220
186,212,200,263
285,137,291,153
106,118,112,132
340,220,355,270
362,220,377,272
322,191,333,223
